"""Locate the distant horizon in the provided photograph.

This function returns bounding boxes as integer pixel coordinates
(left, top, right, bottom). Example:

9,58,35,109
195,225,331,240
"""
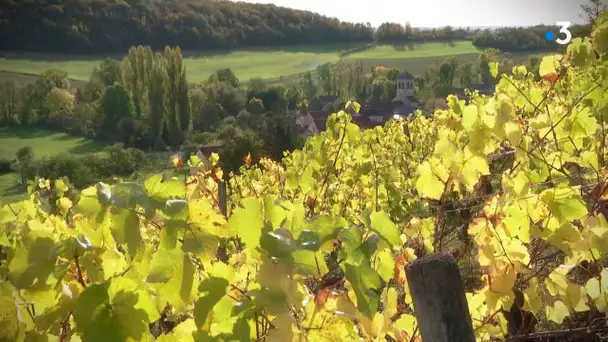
234,0,591,28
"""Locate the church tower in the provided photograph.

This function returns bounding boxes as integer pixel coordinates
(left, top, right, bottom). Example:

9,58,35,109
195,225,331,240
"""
394,71,415,104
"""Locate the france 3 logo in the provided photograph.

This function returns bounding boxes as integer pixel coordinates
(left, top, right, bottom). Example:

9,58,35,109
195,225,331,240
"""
544,21,573,45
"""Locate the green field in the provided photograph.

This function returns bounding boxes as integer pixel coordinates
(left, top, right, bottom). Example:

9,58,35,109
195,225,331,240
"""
347,41,480,59
0,126,106,160
0,45,352,84
0,41,538,91
0,126,107,203
0,42,489,86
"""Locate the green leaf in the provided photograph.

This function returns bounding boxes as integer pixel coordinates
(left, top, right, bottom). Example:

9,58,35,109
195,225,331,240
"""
568,37,596,67
543,187,588,222
301,215,347,249
345,263,382,318
539,55,562,77
8,232,56,289
165,199,189,219
228,197,263,249
110,209,141,257
292,250,328,276
182,227,218,262
346,123,361,143
375,248,395,282
157,319,196,342
0,283,20,342
146,248,185,283
338,227,365,266
54,179,69,196
144,174,185,201
489,62,499,78
369,211,401,247
264,195,286,229
260,228,295,261
156,253,198,313
194,277,229,330
249,289,288,315
73,278,160,342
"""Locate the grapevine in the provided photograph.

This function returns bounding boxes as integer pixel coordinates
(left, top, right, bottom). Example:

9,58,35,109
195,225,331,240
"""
2,13,608,342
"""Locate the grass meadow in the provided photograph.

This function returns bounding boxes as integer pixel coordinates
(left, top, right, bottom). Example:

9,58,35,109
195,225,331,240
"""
0,126,107,203
0,41,494,87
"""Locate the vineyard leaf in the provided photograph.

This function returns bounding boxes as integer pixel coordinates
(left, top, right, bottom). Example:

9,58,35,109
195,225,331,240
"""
562,284,590,312
568,37,596,67
338,227,365,266
110,209,140,257
73,278,160,342
160,219,185,250
345,263,382,318
375,248,395,282
265,313,296,342
292,250,328,276
229,197,263,249
181,228,218,262
261,228,295,260
370,211,401,247
0,283,20,342
539,55,561,77
146,248,184,283
157,254,198,313
301,215,347,249
545,300,569,324
8,233,56,289
157,319,196,342
264,195,286,229
415,161,445,200
194,277,229,330
144,175,185,201
346,122,361,142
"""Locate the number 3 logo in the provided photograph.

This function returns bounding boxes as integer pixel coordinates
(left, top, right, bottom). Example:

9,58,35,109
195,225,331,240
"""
556,21,572,45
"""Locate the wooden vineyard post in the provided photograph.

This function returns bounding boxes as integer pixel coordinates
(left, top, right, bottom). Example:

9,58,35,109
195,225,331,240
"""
218,181,227,217
405,253,476,342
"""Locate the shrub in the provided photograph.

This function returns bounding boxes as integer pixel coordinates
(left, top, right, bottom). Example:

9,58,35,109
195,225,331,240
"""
27,145,149,189
0,158,13,174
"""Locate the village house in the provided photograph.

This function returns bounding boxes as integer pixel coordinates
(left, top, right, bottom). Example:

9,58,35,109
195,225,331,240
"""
294,72,498,136
295,71,423,135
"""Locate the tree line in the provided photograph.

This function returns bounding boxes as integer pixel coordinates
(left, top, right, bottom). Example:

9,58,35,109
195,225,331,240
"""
0,0,602,54
0,0,374,53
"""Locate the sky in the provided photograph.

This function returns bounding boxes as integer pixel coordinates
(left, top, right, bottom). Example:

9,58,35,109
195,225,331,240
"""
234,0,592,28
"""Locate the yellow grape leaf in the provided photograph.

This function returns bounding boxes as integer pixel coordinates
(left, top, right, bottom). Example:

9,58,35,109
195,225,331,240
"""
488,259,516,294
392,314,418,341
371,312,387,338
461,152,490,191
523,278,542,313
415,159,448,200
57,197,73,217
545,300,569,324
385,287,398,318
504,121,522,146
562,284,590,312
375,248,395,282
502,203,530,243
545,267,570,296
539,55,562,77
462,105,480,131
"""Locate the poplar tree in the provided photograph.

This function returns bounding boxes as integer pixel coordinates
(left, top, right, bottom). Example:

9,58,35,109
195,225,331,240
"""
147,56,167,148
163,46,190,147
122,46,154,120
